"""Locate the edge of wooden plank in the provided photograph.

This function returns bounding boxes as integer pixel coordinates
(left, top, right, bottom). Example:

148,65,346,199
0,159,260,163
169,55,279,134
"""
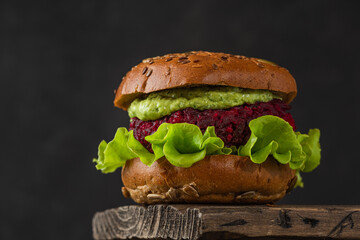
92,205,360,239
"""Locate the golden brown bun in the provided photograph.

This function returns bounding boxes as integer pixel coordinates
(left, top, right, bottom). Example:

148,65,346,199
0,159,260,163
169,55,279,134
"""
114,51,297,110
121,155,297,204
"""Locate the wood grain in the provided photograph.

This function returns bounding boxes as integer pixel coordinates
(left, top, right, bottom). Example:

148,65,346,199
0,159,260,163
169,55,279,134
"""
92,205,360,239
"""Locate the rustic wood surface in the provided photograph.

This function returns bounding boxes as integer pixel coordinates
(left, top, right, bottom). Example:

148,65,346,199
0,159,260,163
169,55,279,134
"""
92,204,360,239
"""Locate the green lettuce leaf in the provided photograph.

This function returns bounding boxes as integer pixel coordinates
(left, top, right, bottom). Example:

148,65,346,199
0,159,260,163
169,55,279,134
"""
146,123,231,167
295,171,304,188
93,128,137,173
298,129,321,172
238,115,320,172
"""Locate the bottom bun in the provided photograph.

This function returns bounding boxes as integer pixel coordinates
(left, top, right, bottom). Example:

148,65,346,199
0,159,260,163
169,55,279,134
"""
121,155,297,204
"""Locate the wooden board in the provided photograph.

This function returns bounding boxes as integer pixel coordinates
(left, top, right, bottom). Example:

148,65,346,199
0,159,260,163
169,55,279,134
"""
92,204,360,239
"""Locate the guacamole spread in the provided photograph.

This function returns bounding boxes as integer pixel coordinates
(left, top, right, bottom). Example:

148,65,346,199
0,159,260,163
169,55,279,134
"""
128,86,281,121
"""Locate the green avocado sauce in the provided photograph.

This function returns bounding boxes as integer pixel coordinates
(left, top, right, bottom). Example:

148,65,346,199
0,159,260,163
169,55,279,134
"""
128,86,281,121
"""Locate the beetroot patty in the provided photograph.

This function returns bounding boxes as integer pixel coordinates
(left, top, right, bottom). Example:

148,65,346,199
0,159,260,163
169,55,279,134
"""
129,99,296,152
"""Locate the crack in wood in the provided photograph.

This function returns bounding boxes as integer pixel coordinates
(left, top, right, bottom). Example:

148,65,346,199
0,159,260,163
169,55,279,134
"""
327,211,358,238
302,217,319,228
220,219,248,226
276,209,292,228
296,213,319,228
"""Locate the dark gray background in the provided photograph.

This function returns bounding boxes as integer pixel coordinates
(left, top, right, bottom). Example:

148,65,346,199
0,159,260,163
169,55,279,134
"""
1,0,359,239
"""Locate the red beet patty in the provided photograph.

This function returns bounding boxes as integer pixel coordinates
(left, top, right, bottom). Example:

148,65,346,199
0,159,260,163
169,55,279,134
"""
129,99,296,152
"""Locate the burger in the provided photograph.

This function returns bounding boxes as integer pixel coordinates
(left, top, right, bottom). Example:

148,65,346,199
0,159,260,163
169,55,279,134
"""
93,51,321,204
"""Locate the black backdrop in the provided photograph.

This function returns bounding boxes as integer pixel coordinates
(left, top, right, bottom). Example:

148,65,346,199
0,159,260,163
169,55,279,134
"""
1,0,360,239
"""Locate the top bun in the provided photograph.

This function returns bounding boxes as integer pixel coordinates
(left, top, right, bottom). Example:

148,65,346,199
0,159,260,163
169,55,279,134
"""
114,51,297,110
